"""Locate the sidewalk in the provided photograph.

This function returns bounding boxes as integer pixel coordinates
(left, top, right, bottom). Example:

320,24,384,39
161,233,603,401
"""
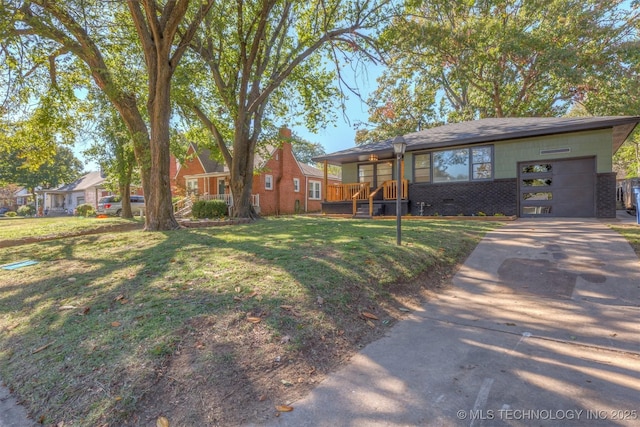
257,215,640,426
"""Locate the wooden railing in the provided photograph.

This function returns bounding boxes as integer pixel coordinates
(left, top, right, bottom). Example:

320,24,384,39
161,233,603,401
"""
383,179,408,201
327,182,370,202
326,181,408,216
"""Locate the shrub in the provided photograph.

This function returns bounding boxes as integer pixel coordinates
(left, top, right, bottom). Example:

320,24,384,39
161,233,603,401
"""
192,199,228,219
75,203,96,217
5,211,17,217
17,205,36,216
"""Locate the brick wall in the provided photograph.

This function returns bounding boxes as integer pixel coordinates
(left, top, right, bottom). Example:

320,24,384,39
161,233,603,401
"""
596,172,616,218
256,130,307,215
408,179,518,216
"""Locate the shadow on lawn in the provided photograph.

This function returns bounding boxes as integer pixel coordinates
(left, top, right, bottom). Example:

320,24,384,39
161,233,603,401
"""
0,217,495,426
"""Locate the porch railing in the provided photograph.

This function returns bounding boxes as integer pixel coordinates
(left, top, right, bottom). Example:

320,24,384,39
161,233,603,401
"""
325,181,407,216
327,182,370,202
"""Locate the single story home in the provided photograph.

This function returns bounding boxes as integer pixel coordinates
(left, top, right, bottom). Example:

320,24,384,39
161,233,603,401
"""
314,116,640,218
37,171,108,214
174,128,341,215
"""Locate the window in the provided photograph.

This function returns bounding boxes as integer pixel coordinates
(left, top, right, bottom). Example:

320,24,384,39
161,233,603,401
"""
472,147,492,180
420,146,493,183
414,153,431,183
308,181,321,200
293,178,300,192
358,164,374,184
265,174,273,190
433,149,469,182
377,162,393,183
358,162,393,187
186,179,198,195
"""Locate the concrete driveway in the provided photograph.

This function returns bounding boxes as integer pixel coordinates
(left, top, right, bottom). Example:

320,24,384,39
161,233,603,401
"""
260,216,640,427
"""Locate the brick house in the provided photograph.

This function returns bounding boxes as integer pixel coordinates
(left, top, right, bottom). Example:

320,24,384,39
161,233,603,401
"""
315,117,640,218
174,128,341,215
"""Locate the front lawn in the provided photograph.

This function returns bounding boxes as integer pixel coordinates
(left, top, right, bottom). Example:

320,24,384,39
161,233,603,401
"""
0,216,500,426
0,216,140,243
610,224,640,256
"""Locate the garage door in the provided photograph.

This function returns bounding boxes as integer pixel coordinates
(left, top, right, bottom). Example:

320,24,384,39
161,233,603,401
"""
519,157,595,217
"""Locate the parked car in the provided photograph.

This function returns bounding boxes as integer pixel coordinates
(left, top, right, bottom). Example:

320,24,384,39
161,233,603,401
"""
97,195,145,216
0,207,9,214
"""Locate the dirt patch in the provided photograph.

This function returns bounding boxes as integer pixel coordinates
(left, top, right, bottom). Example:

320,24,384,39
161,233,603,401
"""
128,263,456,426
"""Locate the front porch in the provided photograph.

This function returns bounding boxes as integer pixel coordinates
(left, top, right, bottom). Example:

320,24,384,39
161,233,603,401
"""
322,180,409,217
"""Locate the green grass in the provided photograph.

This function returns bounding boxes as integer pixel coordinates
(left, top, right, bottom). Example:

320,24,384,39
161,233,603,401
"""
0,216,140,241
0,216,501,425
610,224,640,256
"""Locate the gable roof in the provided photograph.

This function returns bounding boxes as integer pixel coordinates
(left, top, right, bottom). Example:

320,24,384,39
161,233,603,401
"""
44,171,105,193
314,116,640,165
298,162,340,181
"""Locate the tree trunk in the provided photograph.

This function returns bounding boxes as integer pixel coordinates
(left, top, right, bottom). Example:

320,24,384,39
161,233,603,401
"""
146,69,180,230
230,133,258,219
120,182,132,218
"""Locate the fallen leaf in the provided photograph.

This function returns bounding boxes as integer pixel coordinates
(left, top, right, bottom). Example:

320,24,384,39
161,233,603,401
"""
247,291,258,298
280,335,291,344
258,394,267,401
82,307,91,315
280,379,293,387
114,396,122,401
68,277,76,282
235,286,241,293
275,405,294,412
233,296,242,301
58,305,76,311
316,296,324,305
114,294,125,301
362,312,379,320
366,320,376,328
398,307,411,312
280,305,293,310
120,299,129,305
247,316,262,323
111,321,121,327
156,416,170,427
505,322,516,326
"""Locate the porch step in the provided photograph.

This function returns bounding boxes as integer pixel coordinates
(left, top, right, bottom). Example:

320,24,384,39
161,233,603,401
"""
353,206,372,219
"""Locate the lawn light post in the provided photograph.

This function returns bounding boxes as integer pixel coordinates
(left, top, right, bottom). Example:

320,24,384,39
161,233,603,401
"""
393,135,407,246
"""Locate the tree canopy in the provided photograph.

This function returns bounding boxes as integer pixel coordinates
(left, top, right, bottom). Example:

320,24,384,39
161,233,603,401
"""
356,0,640,144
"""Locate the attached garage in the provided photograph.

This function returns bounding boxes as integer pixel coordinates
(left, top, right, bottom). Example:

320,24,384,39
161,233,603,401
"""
519,157,596,217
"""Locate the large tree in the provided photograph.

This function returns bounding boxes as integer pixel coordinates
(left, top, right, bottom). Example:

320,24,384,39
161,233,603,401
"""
182,0,392,218
357,0,639,143
3,0,214,230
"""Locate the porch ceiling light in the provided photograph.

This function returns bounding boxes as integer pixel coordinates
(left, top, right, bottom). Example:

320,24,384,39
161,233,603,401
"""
392,135,407,155
369,154,379,161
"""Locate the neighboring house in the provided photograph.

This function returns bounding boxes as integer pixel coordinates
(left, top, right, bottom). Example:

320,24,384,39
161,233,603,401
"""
13,187,32,207
37,171,109,214
314,116,640,218
174,128,341,215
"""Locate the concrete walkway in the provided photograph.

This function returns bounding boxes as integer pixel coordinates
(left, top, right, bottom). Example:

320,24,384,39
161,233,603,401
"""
257,214,640,426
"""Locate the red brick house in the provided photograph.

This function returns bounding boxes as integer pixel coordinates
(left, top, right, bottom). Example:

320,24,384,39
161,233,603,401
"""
174,128,340,215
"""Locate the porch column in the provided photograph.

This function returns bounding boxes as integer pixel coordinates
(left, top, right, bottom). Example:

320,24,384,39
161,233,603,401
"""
323,160,328,202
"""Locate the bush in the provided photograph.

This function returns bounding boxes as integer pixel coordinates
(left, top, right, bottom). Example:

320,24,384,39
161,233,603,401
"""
192,199,228,219
75,203,96,217
17,205,36,216
5,211,17,217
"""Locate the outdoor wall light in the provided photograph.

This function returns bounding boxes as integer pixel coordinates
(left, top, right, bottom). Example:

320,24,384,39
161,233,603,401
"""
369,154,379,161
